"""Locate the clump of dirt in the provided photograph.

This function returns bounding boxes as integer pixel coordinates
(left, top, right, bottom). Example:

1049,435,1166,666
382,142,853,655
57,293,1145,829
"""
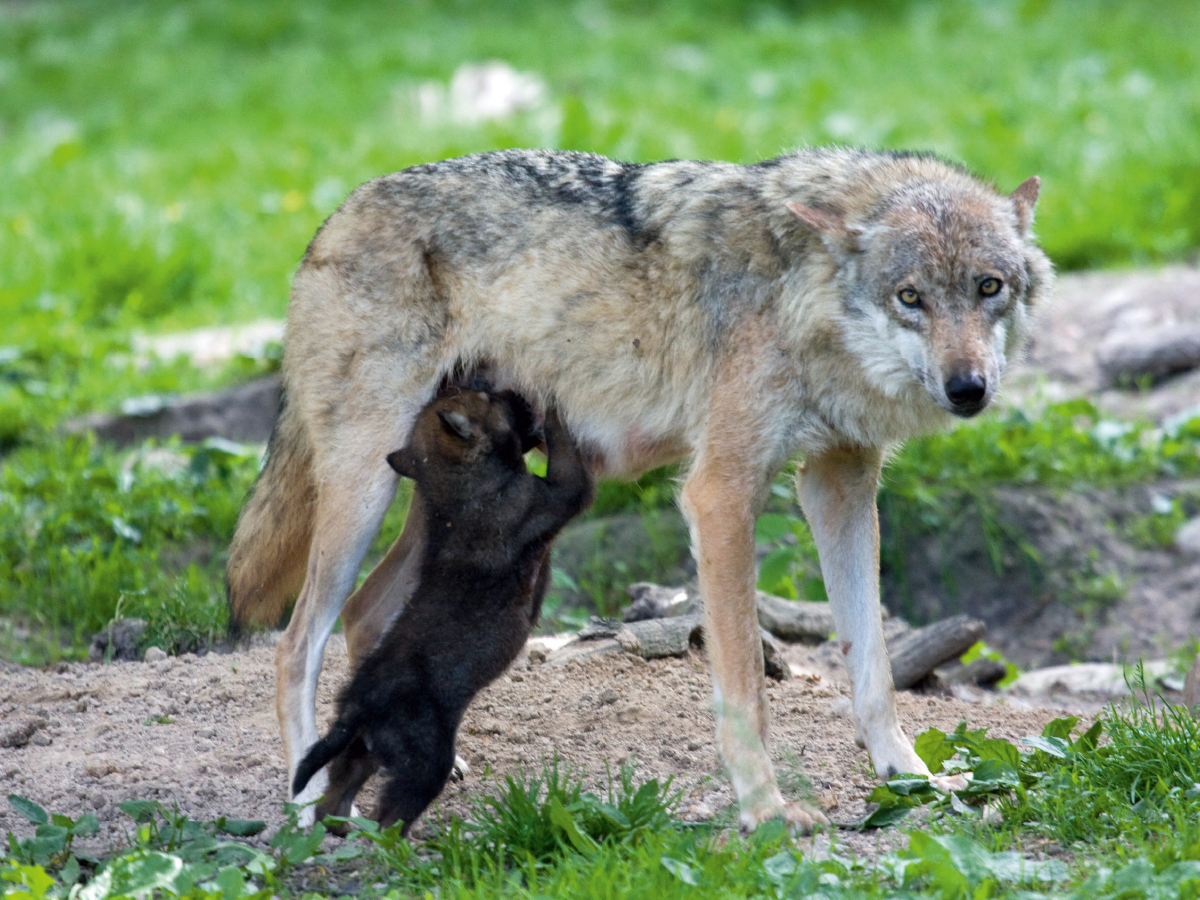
0,633,1081,860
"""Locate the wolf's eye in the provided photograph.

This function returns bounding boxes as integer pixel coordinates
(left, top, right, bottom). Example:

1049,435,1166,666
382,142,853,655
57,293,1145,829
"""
897,287,921,308
979,277,1003,296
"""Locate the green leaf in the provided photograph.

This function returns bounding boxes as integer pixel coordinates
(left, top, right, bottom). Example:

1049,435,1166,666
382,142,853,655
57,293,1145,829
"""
549,795,598,856
914,728,955,775
962,759,1021,795
215,865,246,900
71,812,99,837
1021,735,1070,758
215,817,267,837
862,803,915,829
1041,716,1080,740
661,856,700,885
762,851,799,885
755,513,793,543
1077,719,1103,752
8,795,49,826
118,800,162,824
801,576,828,603
756,547,795,593
976,737,1021,768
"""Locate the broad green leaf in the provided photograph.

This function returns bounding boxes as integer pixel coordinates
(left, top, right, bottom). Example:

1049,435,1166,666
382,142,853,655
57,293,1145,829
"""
1077,719,1103,751
661,856,700,885
914,728,955,774
215,817,266,837
862,802,915,829
801,576,828,603
8,795,48,826
976,737,1021,768
215,865,246,900
762,851,799,885
118,800,161,824
756,547,794,592
1021,735,1070,758
549,796,598,856
1041,716,1080,740
755,513,793,543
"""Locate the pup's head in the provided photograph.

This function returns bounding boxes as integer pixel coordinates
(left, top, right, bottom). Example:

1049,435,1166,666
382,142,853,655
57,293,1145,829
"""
386,389,536,481
790,167,1052,418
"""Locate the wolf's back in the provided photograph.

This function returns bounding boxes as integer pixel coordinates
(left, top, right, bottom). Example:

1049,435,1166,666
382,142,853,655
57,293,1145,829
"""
226,395,316,631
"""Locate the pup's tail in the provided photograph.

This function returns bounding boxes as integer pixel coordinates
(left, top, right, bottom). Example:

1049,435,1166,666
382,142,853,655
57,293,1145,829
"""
226,392,316,633
292,714,359,797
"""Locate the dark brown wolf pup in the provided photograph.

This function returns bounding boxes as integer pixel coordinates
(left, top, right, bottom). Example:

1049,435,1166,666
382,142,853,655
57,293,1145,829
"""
292,390,592,834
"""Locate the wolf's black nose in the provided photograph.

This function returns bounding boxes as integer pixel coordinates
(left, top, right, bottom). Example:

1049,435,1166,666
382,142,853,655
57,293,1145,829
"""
945,372,987,410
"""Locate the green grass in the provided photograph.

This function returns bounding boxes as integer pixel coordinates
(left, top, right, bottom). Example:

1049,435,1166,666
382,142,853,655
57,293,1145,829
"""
9,697,1200,899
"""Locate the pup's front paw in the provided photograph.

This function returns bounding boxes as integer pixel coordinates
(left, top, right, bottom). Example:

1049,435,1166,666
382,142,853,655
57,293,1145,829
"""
738,798,830,835
449,755,470,782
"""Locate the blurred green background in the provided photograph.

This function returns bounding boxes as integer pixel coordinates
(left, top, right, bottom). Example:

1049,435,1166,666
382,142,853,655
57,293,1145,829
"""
2,0,1199,661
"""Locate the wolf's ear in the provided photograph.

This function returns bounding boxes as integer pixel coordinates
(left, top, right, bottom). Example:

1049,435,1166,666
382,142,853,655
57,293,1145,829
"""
786,202,863,256
437,409,476,442
386,449,417,479
1009,176,1040,235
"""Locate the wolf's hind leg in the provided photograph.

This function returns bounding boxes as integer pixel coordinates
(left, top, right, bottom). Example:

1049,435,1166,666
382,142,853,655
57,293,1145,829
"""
276,416,413,824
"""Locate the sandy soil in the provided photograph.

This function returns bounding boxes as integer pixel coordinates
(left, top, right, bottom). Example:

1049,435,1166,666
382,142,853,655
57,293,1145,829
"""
0,633,1088,860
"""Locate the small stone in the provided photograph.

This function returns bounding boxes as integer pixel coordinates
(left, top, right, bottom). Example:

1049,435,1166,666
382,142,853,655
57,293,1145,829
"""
84,760,116,778
74,698,90,713
819,790,839,811
527,648,546,664
1,717,48,749
87,618,148,663
30,732,52,747
686,740,702,751
684,800,714,821
4,767,19,779
197,726,215,739
599,688,619,705
1096,325,1200,386
616,705,641,724
143,647,167,663
1176,517,1200,557
91,796,107,810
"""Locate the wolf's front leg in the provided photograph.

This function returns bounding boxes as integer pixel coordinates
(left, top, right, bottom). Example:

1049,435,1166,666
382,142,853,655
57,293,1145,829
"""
681,460,828,834
797,447,949,784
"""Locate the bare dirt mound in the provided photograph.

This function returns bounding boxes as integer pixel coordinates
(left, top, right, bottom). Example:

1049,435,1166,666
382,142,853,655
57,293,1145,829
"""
1,634,1082,859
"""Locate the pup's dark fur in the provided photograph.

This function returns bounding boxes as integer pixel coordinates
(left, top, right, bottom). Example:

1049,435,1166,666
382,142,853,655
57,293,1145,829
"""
291,390,592,833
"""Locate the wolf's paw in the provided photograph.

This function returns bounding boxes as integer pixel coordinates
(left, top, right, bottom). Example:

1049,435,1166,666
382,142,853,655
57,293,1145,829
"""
449,755,470,782
929,772,970,793
739,799,830,835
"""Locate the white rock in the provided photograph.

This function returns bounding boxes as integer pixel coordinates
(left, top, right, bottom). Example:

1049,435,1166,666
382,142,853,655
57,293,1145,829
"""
143,647,167,663
1176,517,1200,556
1008,661,1169,696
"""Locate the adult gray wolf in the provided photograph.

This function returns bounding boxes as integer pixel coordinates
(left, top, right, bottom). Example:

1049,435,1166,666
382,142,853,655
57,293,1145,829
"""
226,147,1051,832
292,390,592,834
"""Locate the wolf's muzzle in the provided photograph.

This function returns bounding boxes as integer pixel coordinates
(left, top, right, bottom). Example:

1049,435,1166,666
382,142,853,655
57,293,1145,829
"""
945,371,987,417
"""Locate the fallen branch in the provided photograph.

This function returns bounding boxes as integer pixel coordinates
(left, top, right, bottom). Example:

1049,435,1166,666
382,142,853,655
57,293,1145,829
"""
887,614,986,690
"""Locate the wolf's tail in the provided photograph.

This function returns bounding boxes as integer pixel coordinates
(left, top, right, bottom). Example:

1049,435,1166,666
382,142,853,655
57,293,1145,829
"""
292,714,358,797
226,393,316,633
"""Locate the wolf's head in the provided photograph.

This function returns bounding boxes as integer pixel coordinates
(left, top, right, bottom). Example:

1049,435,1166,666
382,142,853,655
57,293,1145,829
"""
789,168,1052,418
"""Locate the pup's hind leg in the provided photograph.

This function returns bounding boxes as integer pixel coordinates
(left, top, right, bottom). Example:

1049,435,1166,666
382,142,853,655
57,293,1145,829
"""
341,488,428,666
339,489,469,783
315,736,380,836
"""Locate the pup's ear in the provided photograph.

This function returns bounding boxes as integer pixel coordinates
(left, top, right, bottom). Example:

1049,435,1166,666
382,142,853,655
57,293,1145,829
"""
437,409,476,442
386,449,417,479
1009,176,1040,236
786,201,863,256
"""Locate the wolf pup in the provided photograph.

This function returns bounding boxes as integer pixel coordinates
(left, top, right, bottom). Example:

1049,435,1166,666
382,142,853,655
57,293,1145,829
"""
291,390,592,834
228,147,1052,832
